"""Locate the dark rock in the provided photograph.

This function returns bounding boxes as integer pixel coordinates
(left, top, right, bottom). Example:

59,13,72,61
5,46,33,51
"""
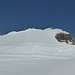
55,32,75,45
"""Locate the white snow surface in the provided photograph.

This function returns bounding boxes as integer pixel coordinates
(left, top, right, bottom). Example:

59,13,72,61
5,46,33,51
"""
0,28,75,75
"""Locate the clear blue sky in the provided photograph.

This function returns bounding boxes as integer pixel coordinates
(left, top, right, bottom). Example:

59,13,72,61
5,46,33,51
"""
0,0,75,37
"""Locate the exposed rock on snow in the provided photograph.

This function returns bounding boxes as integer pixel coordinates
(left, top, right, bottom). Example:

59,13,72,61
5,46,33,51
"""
55,32,75,45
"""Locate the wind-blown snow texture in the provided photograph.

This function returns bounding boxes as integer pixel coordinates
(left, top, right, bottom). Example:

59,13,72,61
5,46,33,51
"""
0,28,75,75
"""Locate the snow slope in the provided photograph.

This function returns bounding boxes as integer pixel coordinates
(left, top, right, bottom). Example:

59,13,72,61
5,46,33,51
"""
0,28,75,75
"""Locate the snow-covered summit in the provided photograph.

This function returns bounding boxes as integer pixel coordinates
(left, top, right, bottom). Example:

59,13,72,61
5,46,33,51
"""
0,28,75,57
0,28,69,46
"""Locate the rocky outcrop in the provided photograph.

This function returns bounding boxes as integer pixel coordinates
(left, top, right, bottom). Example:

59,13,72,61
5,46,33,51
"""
55,32,75,45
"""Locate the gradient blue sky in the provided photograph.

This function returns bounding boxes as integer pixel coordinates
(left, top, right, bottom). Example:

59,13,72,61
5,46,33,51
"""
0,0,75,37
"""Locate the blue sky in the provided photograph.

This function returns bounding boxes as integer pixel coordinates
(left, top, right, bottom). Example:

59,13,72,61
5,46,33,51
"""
0,0,75,37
